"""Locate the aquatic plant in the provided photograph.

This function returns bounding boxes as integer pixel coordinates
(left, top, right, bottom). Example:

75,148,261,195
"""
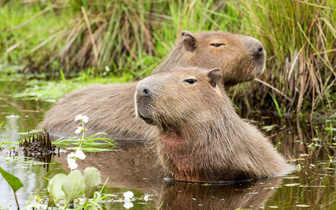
20,131,60,155
0,166,23,209
45,115,103,208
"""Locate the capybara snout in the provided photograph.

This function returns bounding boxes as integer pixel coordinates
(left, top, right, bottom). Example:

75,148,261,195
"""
135,86,154,125
243,36,265,58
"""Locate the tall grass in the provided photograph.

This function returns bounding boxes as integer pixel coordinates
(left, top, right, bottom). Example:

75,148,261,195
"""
1,0,335,114
229,0,336,115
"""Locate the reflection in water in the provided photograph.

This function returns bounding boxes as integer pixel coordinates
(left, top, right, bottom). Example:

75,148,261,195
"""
54,142,283,209
159,178,283,210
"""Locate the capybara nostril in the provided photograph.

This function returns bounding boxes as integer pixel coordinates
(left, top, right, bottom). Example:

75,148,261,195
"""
141,87,151,96
258,46,264,54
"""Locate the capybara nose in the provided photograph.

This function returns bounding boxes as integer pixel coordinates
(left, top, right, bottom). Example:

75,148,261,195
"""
246,38,265,58
251,42,265,58
140,87,151,97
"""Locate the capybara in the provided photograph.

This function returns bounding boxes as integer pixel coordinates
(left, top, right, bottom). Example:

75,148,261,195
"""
39,31,266,140
135,67,294,182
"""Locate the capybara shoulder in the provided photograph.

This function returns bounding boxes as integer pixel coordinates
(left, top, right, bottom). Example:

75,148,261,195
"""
135,68,294,182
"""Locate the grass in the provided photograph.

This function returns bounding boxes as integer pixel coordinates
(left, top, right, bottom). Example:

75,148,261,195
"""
0,0,335,115
229,0,336,115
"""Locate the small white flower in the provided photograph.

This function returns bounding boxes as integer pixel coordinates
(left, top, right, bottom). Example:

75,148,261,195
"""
68,161,78,170
123,191,134,201
67,156,78,170
74,114,83,122
75,114,89,123
82,115,89,123
123,200,133,209
75,149,86,160
67,152,76,159
143,194,149,201
105,66,110,71
75,126,83,134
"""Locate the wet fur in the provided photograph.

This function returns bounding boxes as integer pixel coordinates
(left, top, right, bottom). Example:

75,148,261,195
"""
40,31,265,140
135,68,294,182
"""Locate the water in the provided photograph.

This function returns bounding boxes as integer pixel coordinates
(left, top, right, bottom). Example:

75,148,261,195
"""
0,79,335,209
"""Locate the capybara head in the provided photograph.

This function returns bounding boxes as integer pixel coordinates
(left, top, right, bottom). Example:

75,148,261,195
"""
136,67,224,128
135,68,293,182
154,31,266,88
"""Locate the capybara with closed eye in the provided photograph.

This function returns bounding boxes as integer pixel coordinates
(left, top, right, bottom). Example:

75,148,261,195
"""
135,67,294,182
39,31,266,140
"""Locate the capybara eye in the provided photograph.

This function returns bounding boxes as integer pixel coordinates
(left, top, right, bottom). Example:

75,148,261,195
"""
210,43,225,47
183,79,197,84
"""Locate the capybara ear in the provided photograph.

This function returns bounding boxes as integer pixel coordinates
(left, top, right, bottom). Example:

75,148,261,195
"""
207,68,222,87
181,30,197,52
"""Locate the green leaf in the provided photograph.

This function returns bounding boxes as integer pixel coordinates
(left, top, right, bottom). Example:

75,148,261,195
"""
48,173,66,202
62,170,85,208
81,148,113,152
84,167,101,198
0,166,24,193
262,125,277,132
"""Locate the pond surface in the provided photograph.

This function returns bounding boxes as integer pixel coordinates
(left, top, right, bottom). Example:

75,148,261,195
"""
0,77,336,209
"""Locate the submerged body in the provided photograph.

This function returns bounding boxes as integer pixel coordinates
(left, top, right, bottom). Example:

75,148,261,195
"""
135,68,293,182
40,31,266,140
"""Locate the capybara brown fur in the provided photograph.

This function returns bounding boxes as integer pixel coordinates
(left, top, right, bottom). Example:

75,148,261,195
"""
135,68,294,182
39,31,266,140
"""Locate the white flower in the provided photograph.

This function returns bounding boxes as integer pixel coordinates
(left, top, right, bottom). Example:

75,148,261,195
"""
143,194,149,201
68,161,78,170
123,191,134,201
82,115,89,123
74,114,89,123
67,155,78,170
67,152,76,159
74,114,83,122
75,126,83,134
75,149,86,160
123,200,133,209
105,66,110,71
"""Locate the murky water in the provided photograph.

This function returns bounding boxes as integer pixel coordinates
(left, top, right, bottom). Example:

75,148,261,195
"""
0,77,336,209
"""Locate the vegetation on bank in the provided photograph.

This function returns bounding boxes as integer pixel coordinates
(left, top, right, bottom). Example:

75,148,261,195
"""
0,0,335,116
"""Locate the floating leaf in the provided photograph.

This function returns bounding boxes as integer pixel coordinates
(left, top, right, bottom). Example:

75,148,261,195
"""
0,166,23,193
84,167,101,198
47,173,66,203
62,170,85,208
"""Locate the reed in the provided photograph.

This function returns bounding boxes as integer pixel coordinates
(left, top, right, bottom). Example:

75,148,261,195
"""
229,0,336,115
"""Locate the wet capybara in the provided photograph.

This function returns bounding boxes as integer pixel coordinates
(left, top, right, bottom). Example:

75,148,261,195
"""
39,31,266,140
135,67,294,182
